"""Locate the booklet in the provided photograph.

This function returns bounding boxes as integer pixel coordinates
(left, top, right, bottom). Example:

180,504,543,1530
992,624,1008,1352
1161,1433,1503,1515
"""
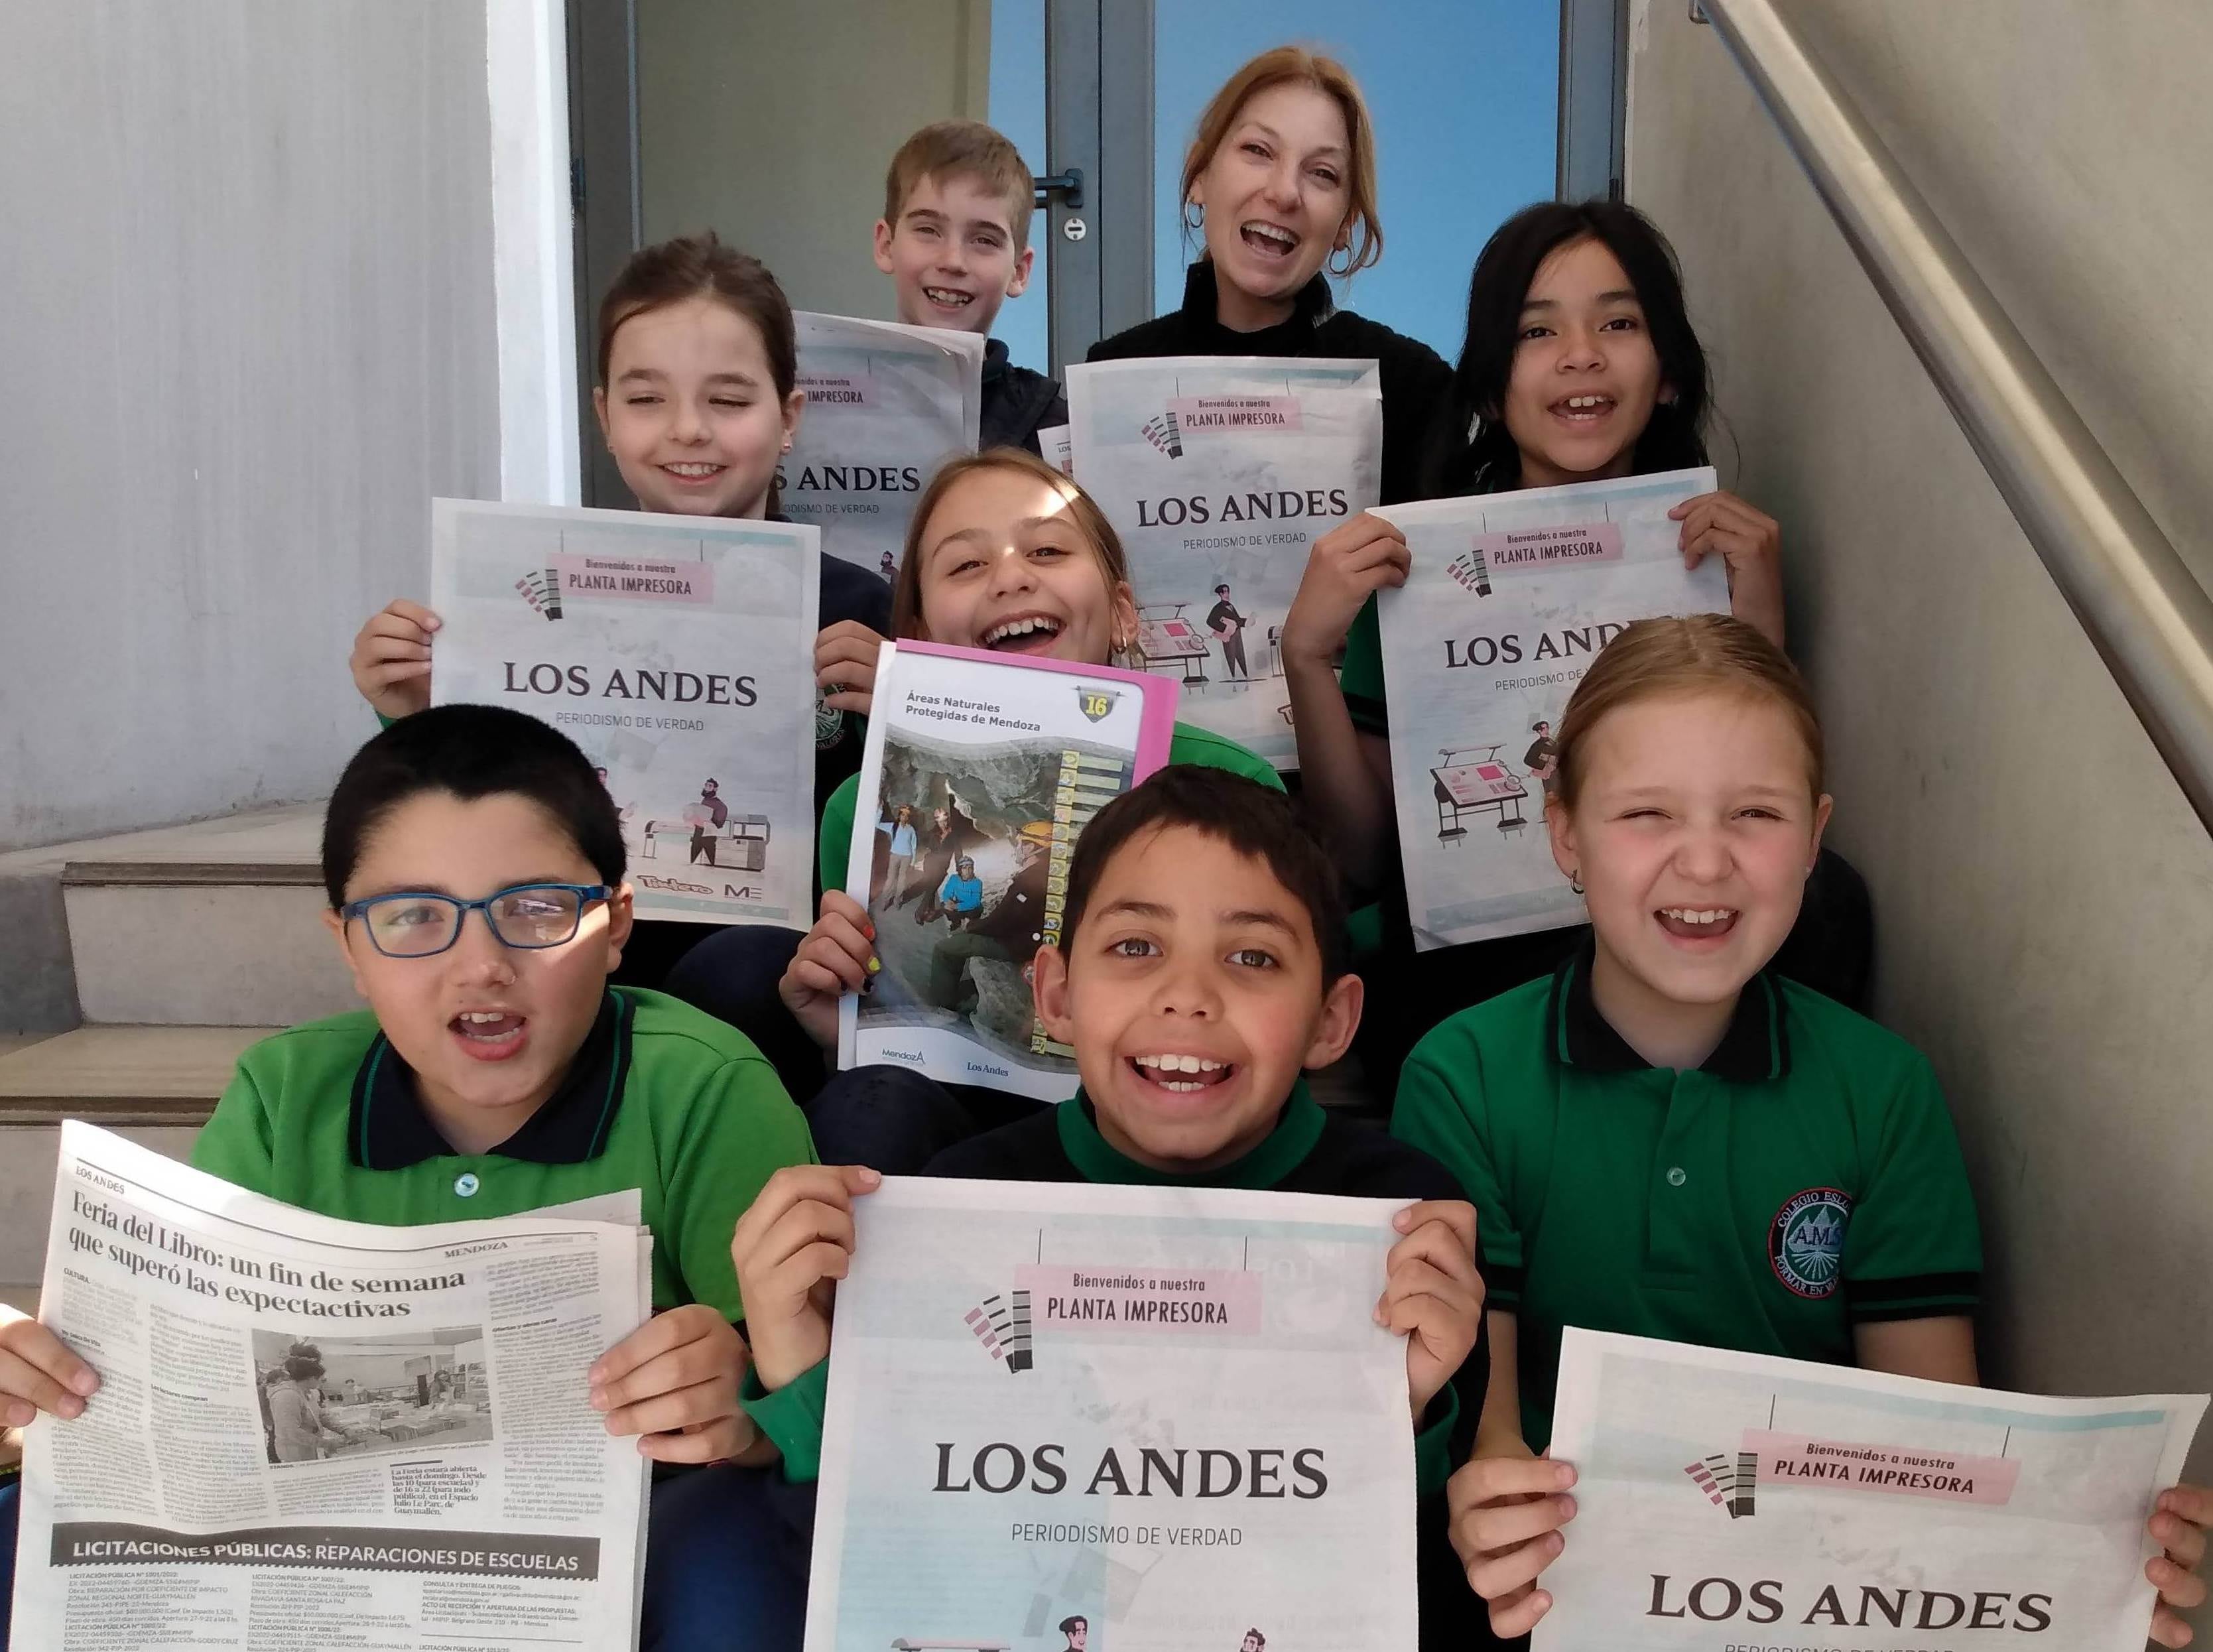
1065,357,1383,771
806,1176,1420,1652
784,312,985,577
837,642,1178,1100
1373,468,1726,951
13,1123,652,1651
1537,1328,2207,1652
430,498,820,927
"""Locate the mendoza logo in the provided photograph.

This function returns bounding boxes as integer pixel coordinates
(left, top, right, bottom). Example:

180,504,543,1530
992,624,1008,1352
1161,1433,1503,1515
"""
1076,685,1121,724
813,686,846,749
1769,1187,1852,1299
962,1291,1035,1374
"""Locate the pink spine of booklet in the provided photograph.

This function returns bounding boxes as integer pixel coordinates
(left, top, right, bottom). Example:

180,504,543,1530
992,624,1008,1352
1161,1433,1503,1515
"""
895,641,1182,779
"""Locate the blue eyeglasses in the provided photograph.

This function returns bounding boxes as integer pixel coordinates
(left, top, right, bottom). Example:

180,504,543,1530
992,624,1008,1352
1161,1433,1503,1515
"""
338,883,613,958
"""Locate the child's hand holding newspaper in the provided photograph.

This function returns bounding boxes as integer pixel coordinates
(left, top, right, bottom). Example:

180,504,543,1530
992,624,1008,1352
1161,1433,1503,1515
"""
731,1165,883,1390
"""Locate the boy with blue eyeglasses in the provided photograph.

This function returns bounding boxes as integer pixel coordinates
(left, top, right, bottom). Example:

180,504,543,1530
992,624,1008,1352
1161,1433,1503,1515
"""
0,705,815,1651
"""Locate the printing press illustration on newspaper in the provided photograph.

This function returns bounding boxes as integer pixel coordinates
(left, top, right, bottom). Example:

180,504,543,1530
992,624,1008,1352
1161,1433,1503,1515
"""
1428,742,1531,843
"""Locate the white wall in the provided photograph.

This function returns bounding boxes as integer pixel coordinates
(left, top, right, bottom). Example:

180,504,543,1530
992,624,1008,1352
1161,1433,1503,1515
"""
1627,0,2213,1505
0,2,504,852
637,0,992,321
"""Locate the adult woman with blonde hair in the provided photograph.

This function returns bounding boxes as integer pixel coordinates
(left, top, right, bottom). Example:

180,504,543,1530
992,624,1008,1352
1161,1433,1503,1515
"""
1087,46,1450,505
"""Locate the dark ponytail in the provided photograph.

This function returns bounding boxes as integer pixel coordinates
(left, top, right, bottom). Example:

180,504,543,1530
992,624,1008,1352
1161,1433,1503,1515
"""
1423,200,1710,498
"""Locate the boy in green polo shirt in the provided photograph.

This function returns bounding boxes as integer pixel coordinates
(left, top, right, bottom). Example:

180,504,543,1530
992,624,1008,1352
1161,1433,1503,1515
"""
1395,617,2211,1646
0,706,816,1652
729,767,1490,1646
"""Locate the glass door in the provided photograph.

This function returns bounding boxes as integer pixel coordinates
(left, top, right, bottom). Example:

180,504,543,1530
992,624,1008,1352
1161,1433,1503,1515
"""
566,0,1617,498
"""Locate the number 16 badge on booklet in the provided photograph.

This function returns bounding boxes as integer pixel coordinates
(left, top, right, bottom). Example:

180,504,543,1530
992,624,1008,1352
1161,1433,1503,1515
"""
837,642,1179,1100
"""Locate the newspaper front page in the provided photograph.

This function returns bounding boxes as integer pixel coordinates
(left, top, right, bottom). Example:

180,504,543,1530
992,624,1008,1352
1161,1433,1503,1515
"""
430,497,821,928
1537,1329,2208,1652
783,312,985,575
13,1123,653,1651
1373,468,1726,950
1065,357,1383,771
807,1177,1419,1652
837,642,1178,1100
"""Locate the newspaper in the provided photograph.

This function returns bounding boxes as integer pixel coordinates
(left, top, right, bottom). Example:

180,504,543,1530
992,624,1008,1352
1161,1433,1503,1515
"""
783,312,985,576
1373,469,1726,950
430,497,821,927
13,1122,653,1651
838,641,1178,1099
1065,357,1383,771
1537,1328,2208,1652
807,1177,1419,1652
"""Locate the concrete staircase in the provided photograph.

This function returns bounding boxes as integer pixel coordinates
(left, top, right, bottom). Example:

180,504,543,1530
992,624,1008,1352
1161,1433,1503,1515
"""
0,805,353,1301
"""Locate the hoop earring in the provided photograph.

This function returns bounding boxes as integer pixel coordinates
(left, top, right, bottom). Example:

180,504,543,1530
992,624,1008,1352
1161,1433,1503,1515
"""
1569,870,1584,896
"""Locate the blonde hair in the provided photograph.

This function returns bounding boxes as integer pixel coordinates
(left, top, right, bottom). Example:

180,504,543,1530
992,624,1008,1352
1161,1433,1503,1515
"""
883,119,1037,254
1180,46,1382,279
892,449,1133,647
1552,615,1824,808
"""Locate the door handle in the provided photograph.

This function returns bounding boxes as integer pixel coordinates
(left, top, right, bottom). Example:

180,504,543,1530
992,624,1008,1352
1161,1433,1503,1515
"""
1033,168,1084,209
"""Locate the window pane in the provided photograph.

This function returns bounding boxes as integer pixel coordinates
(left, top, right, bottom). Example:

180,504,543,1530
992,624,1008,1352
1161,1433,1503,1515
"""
987,0,1051,374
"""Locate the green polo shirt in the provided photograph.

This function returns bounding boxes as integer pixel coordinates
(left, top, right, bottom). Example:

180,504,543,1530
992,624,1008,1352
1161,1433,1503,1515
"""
1392,947,1980,1450
816,720,1284,895
192,987,816,1320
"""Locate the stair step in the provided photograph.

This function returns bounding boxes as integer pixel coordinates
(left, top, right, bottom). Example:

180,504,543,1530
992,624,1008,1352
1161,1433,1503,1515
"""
64,881,357,1025
0,1024,275,1125
13,804,357,1027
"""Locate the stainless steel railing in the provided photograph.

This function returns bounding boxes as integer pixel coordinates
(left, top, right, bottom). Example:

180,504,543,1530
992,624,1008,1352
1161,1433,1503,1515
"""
1700,0,2213,837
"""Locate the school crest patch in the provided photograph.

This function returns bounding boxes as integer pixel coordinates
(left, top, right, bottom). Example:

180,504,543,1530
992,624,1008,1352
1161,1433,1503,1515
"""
814,687,846,749
1769,1187,1851,1299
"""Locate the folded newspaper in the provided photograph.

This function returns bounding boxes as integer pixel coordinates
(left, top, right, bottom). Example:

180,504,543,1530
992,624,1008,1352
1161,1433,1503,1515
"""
806,1177,1419,1652
838,641,1178,1099
1065,356,1383,771
430,497,822,928
1374,468,1726,950
1537,1328,2208,1652
783,311,984,576
12,1123,653,1650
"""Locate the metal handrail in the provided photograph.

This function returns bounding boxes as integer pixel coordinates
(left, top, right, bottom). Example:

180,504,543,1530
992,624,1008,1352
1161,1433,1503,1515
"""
1700,0,2213,836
